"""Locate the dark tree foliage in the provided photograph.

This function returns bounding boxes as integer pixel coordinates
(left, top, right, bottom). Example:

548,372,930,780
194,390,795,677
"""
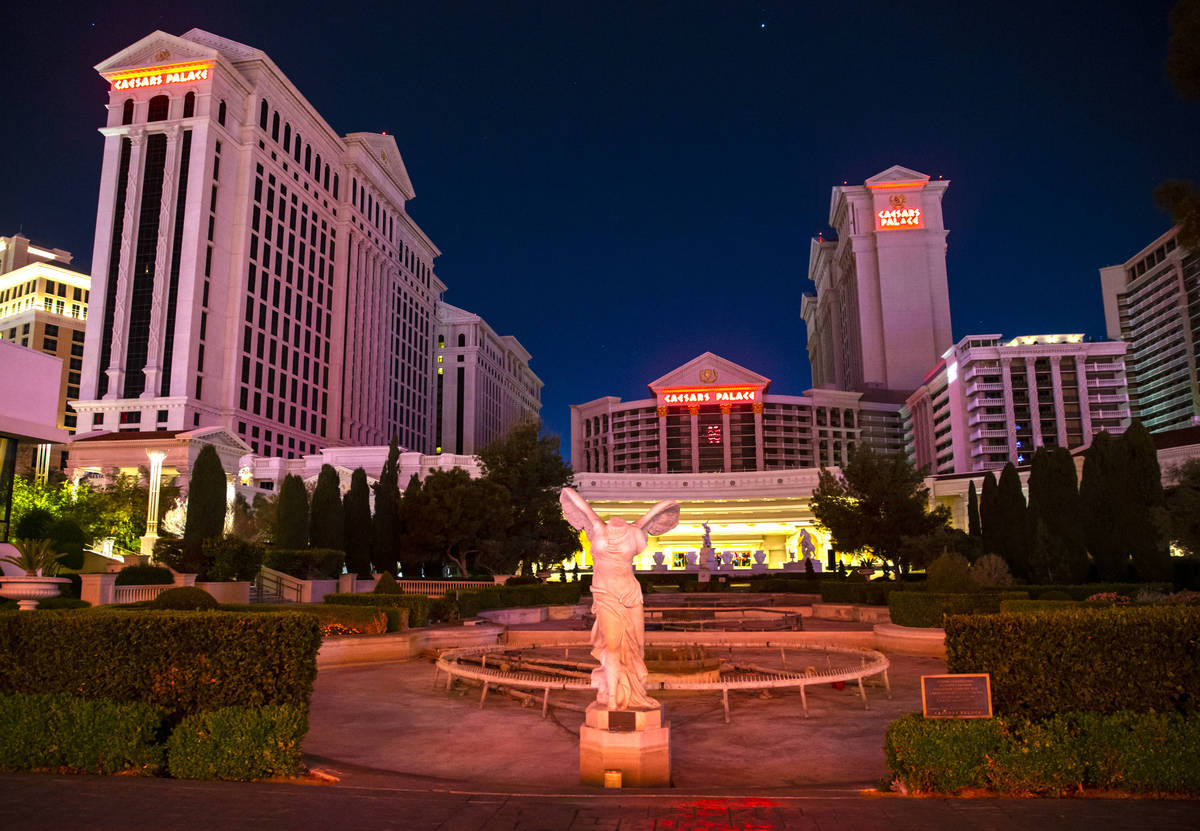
478,421,579,575
418,468,511,578
343,467,372,578
184,445,227,543
1159,1,1200,247
809,445,951,574
274,474,309,551
979,471,999,556
396,473,436,578
1163,459,1200,557
967,481,982,540
1080,431,1126,580
994,463,1032,581
308,464,344,551
1118,421,1171,581
1026,446,1089,584
371,436,402,576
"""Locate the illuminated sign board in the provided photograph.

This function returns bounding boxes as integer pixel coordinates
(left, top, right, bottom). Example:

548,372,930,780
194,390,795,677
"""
876,193,923,230
658,386,760,407
110,62,212,92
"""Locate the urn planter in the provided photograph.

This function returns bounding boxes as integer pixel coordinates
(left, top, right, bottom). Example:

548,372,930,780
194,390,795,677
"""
0,576,71,610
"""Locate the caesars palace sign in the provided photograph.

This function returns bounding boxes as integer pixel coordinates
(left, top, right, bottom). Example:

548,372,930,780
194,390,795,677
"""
110,63,212,91
658,386,761,407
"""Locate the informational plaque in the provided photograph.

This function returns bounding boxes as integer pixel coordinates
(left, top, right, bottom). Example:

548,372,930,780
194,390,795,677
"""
607,711,637,732
921,673,992,718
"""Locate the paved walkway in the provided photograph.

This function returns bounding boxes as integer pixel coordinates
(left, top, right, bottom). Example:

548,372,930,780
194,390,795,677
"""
0,774,1196,830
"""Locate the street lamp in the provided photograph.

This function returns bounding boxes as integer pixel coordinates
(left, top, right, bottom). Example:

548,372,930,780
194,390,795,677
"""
142,450,167,559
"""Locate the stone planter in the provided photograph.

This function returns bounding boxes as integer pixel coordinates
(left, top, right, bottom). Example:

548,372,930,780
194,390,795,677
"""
194,581,250,604
0,576,71,610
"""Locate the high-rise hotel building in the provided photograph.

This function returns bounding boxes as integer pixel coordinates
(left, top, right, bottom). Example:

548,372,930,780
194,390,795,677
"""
802,165,953,399
74,29,443,458
1099,227,1200,433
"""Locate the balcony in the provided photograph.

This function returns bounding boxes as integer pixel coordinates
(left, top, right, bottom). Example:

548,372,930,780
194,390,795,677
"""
1094,393,1128,404
970,428,1009,442
965,381,1005,397
971,442,1009,456
1086,376,1125,388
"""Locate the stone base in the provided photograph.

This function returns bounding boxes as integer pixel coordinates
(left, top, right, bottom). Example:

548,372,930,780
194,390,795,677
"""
580,701,670,788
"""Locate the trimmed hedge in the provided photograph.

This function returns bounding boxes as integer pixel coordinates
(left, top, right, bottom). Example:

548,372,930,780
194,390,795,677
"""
819,580,906,606
0,610,321,719
219,603,391,635
151,586,218,610
999,598,1080,613
0,693,165,775
455,582,584,619
167,704,308,781
324,592,430,628
945,605,1200,718
885,711,1200,794
888,591,1029,628
0,597,91,612
115,565,175,586
1017,583,1170,601
263,548,345,580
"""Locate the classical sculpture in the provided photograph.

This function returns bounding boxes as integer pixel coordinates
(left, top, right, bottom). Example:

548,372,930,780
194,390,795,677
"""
701,521,712,550
560,488,679,710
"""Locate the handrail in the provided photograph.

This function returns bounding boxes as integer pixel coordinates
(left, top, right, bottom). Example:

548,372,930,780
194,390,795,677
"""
255,566,303,603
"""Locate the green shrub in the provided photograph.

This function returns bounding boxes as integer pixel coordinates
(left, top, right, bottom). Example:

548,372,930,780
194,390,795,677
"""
926,552,974,593
0,610,321,719
969,554,1013,589
262,548,345,580
115,564,176,586
372,571,402,594
1038,589,1073,601
324,592,430,627
0,692,165,775
504,575,542,586
819,580,904,606
153,537,204,576
167,704,307,781
455,582,583,618
945,605,1200,718
151,586,218,610
885,711,1200,794
203,537,264,582
34,597,91,611
1018,583,1170,601
888,591,1029,628
220,603,392,635
1000,598,1079,613
746,578,821,593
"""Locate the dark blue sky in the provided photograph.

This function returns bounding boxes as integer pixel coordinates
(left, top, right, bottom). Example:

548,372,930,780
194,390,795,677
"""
3,1,1197,457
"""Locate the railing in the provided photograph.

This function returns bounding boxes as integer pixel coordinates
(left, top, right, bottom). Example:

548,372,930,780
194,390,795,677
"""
398,580,497,597
113,584,174,604
255,566,304,603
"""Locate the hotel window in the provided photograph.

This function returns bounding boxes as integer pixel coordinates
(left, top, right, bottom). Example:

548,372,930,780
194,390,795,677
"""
271,112,280,141
283,123,291,152
293,133,302,162
259,99,268,129
183,92,195,118
218,100,226,126
121,99,134,125
147,95,169,122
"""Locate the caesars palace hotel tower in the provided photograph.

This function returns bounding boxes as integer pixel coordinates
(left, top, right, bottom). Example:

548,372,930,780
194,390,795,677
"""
75,29,442,457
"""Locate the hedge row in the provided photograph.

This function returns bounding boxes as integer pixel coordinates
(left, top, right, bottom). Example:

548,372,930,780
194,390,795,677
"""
888,591,1029,628
219,604,392,635
0,693,306,780
115,565,175,586
819,580,907,606
885,711,1200,794
1018,583,1171,601
263,548,345,580
323,593,430,627
453,582,584,619
0,597,91,612
0,610,321,719
945,605,1200,719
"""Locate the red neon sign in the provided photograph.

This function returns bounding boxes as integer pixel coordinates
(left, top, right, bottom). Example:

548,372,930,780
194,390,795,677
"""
110,62,212,92
877,207,922,229
659,386,760,406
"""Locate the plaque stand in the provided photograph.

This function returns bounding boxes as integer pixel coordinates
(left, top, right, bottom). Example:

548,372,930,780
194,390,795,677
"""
579,701,671,787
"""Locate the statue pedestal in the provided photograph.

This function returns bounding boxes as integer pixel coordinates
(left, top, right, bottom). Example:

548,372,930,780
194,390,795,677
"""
579,701,670,788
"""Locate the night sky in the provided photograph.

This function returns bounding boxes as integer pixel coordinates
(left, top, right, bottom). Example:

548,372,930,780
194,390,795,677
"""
3,1,1197,457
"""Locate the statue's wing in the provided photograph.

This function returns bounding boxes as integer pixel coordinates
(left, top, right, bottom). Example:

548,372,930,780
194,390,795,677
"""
633,500,680,536
559,487,600,531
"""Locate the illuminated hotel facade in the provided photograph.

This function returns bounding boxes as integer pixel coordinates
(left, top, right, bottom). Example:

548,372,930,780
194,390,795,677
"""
1100,227,1200,432
73,29,443,458
901,334,1131,475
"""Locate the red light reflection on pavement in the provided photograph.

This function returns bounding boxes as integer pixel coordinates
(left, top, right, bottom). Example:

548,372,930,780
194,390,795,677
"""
655,797,783,830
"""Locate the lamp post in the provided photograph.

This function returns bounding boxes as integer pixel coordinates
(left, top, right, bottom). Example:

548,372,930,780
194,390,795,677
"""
141,450,166,560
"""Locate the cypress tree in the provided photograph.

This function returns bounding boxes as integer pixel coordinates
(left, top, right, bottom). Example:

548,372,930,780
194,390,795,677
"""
1027,446,1088,583
309,464,344,550
184,444,227,543
274,474,309,550
1119,420,1171,581
343,467,372,578
1080,431,1126,580
371,436,401,576
995,462,1031,580
979,470,999,556
397,473,428,578
967,481,982,540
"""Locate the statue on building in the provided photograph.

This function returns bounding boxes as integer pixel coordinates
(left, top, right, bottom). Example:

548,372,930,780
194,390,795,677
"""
800,529,816,561
701,521,712,550
560,488,679,710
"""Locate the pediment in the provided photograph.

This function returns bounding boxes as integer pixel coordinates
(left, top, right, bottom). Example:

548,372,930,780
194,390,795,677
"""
649,352,771,392
180,426,252,454
345,132,415,200
95,31,220,76
865,165,930,188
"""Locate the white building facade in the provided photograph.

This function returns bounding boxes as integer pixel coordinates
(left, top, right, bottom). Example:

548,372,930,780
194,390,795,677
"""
802,165,953,398
902,334,1131,475
433,302,542,455
74,29,443,459
1099,227,1200,432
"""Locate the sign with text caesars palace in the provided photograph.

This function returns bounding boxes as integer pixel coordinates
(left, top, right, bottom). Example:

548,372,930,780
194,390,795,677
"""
876,193,923,230
659,386,760,406
110,63,212,91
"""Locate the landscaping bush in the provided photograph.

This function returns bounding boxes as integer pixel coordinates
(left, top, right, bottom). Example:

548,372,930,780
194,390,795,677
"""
262,548,345,580
455,582,583,618
115,564,175,586
372,571,403,593
0,692,165,775
945,605,1200,718
220,603,392,635
885,711,1200,794
887,591,1028,628
153,537,204,576
150,586,218,611
1017,583,1169,601
1038,589,1073,601
33,597,91,611
324,592,430,627
504,575,543,586
925,552,974,593
747,578,820,593
167,704,307,781
999,598,1079,614
203,537,264,582
969,554,1013,588
0,610,322,719
818,579,904,606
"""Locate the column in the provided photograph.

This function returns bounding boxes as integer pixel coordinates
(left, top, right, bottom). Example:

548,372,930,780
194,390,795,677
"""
688,405,699,475
1074,356,1093,439
1025,357,1042,450
1049,356,1068,447
656,406,668,473
141,450,166,559
105,129,146,398
753,402,764,470
142,125,183,398
720,404,732,472
1000,357,1017,465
